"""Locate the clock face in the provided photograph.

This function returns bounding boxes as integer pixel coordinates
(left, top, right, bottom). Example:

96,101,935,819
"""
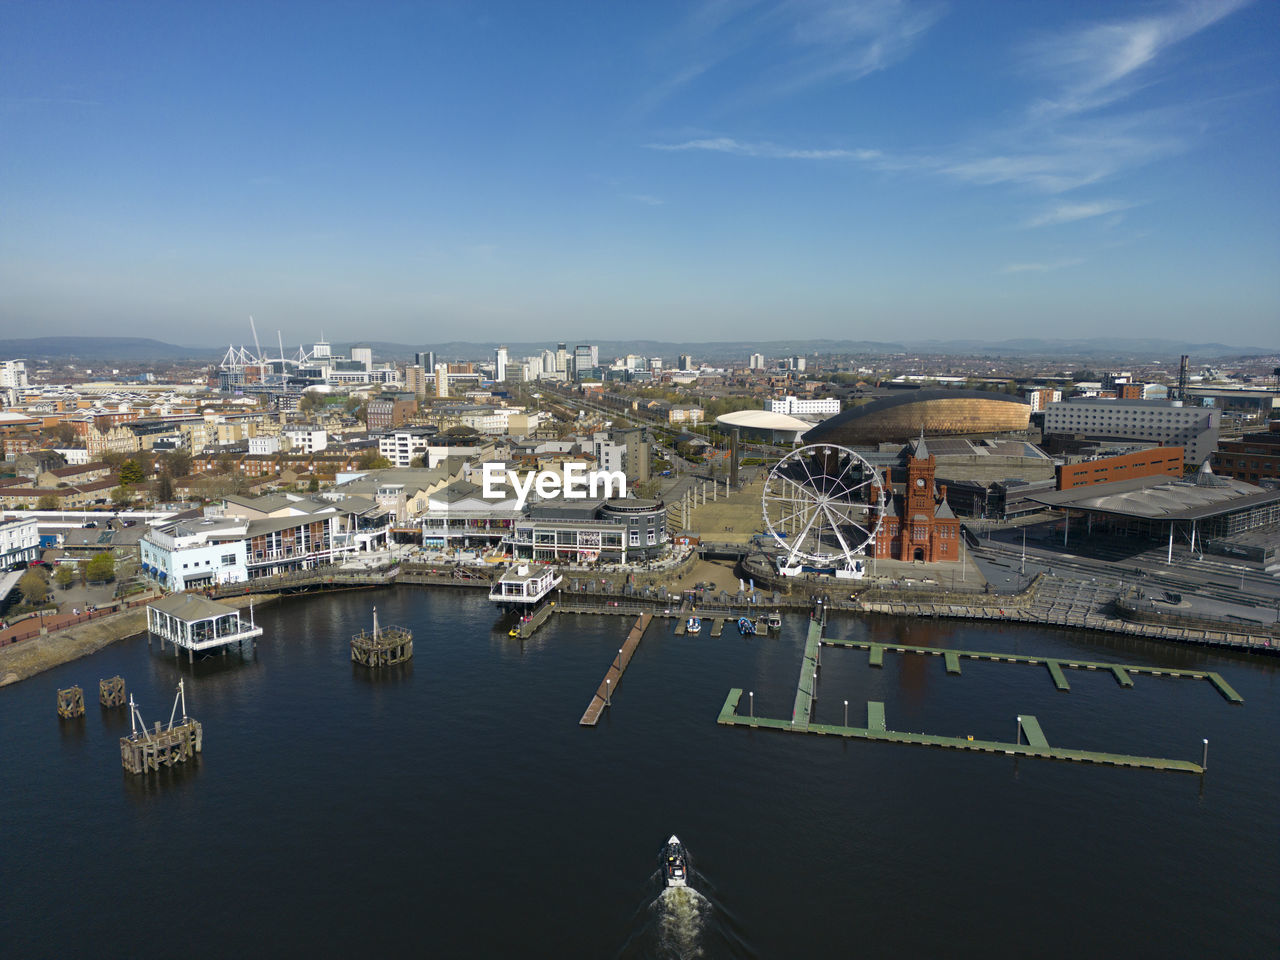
915,478,925,487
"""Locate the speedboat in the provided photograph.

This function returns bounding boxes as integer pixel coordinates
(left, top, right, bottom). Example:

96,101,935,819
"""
737,617,756,636
765,612,782,629
686,617,702,634
663,834,688,887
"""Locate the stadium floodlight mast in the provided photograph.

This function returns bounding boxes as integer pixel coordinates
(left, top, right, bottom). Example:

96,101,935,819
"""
762,443,885,575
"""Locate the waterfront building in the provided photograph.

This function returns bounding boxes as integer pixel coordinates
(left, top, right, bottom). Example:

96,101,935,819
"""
1056,447,1185,490
871,437,961,563
0,514,40,568
506,498,667,564
140,517,250,591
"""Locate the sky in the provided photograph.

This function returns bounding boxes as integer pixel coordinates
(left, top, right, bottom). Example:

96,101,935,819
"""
1,0,1277,349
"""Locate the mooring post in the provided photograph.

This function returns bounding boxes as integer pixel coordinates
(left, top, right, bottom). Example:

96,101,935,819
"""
605,678,611,707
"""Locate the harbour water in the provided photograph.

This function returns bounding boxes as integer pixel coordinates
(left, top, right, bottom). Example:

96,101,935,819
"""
4,586,1278,958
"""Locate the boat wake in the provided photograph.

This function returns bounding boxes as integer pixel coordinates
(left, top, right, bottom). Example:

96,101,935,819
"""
655,885,711,959
615,871,756,960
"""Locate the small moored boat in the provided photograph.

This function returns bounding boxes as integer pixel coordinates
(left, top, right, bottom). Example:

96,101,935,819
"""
663,834,688,887
686,617,702,634
737,617,756,636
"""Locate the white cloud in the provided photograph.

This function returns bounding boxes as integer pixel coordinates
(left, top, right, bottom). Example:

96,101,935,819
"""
641,0,944,112
1024,200,1134,228
1023,0,1254,118
648,137,881,161
999,258,1084,274
624,193,667,206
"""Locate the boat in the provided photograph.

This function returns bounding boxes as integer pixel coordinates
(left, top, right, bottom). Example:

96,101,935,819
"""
765,612,782,629
663,834,688,887
685,617,702,634
737,617,756,636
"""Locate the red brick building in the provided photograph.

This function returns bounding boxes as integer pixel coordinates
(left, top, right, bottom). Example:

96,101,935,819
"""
1056,446,1184,489
872,438,961,562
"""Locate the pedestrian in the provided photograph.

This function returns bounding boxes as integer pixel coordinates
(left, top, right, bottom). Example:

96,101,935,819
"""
73,607,78,616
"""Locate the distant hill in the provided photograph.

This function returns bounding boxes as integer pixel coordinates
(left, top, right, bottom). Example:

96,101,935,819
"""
0,337,221,362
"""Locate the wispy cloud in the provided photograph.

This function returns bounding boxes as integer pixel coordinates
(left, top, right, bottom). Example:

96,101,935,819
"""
648,136,881,162
623,193,667,206
1022,0,1254,118
999,258,1084,275
1024,200,1134,228
640,0,945,113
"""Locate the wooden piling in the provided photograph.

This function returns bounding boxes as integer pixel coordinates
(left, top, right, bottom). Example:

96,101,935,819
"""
56,685,84,719
99,676,126,708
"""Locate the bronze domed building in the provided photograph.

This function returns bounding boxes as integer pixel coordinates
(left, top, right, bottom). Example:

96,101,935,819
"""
803,389,1030,445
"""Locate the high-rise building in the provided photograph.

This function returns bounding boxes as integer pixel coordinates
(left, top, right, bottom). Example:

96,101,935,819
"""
415,350,435,371
574,345,596,380
495,345,508,383
434,363,450,398
350,345,373,371
406,364,428,398
749,353,765,370
556,343,569,378
678,355,694,371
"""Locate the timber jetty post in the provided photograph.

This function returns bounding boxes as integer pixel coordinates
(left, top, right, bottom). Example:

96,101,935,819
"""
99,676,126,708
120,680,203,775
56,685,84,719
350,606,413,667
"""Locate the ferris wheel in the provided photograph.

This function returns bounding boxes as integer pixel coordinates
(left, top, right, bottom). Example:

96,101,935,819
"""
762,444,885,571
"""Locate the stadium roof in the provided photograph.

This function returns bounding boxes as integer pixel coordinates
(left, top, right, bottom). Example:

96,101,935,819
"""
715,410,813,434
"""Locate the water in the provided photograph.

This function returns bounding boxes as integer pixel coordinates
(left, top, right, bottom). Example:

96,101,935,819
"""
4,588,1279,958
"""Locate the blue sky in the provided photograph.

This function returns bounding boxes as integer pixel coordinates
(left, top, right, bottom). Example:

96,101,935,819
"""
1,0,1276,348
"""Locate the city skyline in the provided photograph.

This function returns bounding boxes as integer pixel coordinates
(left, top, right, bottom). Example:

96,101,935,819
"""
2,1,1276,345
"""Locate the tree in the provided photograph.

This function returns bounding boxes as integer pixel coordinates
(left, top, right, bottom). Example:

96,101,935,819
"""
18,569,49,605
111,485,133,507
84,552,116,583
409,456,426,468
444,425,478,437
119,459,145,484
156,473,174,502
307,476,320,493
357,450,392,470
55,564,75,590
36,494,58,510
159,449,191,478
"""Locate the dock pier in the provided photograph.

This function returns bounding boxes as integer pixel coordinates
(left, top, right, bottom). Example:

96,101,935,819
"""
580,614,652,726
147,594,262,663
119,680,202,775
510,601,555,639
718,624,1236,774
350,607,413,667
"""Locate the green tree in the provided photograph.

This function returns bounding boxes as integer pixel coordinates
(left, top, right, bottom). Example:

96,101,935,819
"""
156,473,174,502
119,459,145,484
18,569,49,605
307,476,320,492
84,552,116,583
356,450,392,470
36,494,58,510
55,564,75,590
111,485,133,507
